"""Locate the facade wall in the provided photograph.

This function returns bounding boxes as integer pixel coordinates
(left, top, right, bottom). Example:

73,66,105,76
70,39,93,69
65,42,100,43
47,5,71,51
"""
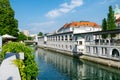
38,32,76,53
115,14,120,19
116,21,120,28
73,26,101,34
23,30,29,37
84,33,120,60
38,21,101,55
46,33,74,52
38,37,45,46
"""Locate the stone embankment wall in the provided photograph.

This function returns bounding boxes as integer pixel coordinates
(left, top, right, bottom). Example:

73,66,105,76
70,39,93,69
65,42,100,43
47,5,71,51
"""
80,55,120,69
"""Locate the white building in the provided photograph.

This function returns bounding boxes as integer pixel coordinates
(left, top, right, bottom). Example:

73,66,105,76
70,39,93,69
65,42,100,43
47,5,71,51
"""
38,21,101,54
114,4,120,19
116,16,120,29
57,21,101,33
82,29,120,60
114,4,120,29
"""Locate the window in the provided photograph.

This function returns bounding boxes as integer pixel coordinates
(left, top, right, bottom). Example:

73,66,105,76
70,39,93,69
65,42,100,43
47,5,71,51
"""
70,45,72,49
79,41,82,45
65,35,67,41
59,45,60,48
74,36,77,40
69,35,72,41
62,36,64,41
66,45,68,49
59,36,60,41
56,36,57,41
86,36,90,41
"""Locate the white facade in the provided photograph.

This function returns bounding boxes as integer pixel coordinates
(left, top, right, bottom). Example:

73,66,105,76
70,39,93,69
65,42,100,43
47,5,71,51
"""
38,32,74,53
38,21,101,54
57,22,101,34
73,26,101,34
23,30,29,37
83,29,120,61
115,17,120,29
114,4,120,19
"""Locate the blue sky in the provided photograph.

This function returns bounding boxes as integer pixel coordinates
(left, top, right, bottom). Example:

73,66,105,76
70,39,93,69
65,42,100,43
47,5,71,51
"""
10,0,120,34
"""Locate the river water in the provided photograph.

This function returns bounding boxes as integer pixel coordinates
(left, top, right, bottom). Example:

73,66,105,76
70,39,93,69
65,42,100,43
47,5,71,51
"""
35,48,120,80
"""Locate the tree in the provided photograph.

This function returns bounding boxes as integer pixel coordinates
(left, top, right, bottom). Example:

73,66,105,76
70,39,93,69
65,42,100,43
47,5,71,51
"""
38,32,43,36
27,36,32,40
107,6,117,38
107,6,116,30
0,0,19,37
17,32,27,41
102,18,108,39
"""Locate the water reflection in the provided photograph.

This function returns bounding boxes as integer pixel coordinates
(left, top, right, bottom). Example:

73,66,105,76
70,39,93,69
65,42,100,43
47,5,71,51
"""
35,48,120,80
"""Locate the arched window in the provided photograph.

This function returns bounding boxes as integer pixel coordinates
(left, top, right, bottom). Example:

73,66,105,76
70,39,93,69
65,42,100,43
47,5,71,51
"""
112,49,119,58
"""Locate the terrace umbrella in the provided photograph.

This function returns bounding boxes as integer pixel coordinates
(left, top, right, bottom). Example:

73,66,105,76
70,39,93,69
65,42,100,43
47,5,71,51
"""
2,34,17,43
2,34,16,39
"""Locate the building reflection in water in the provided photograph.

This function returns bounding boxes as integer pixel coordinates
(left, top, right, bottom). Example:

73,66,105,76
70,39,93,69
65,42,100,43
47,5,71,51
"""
36,48,120,80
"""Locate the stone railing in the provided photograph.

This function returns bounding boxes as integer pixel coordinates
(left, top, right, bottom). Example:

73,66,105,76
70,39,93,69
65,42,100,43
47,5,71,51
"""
0,52,24,80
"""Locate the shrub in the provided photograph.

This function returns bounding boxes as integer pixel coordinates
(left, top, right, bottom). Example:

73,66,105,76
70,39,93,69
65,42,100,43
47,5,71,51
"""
0,42,38,80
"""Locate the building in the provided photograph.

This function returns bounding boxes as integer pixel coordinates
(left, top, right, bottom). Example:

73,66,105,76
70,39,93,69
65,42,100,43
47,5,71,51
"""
23,30,30,37
114,4,120,28
57,21,100,33
114,4,120,19
38,21,101,54
115,17,120,28
37,5,120,62
81,29,120,61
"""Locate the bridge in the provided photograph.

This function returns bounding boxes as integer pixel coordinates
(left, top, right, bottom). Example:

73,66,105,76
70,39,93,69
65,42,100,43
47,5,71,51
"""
24,40,37,45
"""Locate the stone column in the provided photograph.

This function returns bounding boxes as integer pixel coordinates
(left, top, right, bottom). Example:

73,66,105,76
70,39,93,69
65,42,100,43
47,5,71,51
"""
98,34,101,45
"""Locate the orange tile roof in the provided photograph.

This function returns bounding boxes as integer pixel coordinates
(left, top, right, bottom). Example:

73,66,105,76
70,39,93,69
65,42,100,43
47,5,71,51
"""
63,23,69,27
64,21,100,28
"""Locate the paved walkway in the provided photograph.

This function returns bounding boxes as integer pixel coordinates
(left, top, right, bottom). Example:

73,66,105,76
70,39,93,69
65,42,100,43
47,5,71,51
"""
0,55,21,80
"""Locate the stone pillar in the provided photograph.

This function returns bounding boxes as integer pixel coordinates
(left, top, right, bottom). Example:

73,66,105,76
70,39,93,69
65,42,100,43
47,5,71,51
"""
108,34,111,45
68,35,70,41
98,34,101,45
64,35,65,41
19,52,24,60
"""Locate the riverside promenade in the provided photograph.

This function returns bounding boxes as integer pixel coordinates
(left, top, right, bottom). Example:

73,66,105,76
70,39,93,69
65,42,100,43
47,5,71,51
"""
0,54,21,80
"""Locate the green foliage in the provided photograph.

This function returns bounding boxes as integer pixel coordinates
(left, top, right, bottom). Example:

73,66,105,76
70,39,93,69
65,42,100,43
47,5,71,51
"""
102,18,108,39
107,6,116,30
1,42,38,80
13,59,26,80
0,0,19,37
107,6,117,38
38,32,43,36
17,32,27,41
102,6,117,39
102,18,107,31
27,36,32,40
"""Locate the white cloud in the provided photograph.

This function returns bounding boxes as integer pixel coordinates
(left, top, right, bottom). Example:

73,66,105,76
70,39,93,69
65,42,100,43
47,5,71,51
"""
22,21,56,34
100,0,116,4
29,21,56,27
46,0,83,18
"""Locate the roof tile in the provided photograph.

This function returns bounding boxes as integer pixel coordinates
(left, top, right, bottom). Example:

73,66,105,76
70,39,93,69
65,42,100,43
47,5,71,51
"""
64,21,100,28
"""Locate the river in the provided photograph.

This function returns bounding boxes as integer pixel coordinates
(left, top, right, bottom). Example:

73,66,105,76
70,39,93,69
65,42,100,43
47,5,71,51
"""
35,48,120,80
